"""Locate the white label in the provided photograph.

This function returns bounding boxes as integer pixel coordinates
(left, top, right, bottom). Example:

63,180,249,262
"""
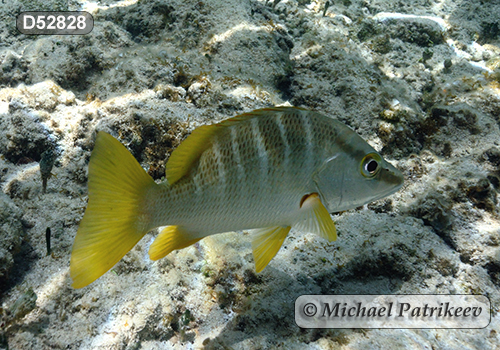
295,294,490,329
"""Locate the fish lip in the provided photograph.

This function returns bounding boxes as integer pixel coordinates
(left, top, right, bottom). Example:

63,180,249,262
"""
378,167,404,197
363,182,403,206
380,180,403,198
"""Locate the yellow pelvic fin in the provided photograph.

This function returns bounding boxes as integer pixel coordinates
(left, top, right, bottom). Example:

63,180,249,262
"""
165,107,307,185
251,226,291,273
149,226,202,260
70,131,157,289
295,193,337,242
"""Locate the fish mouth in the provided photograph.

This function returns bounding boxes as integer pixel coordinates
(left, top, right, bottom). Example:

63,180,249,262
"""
360,163,404,205
315,160,404,214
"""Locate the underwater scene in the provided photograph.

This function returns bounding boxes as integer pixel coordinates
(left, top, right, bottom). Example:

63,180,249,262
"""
1,0,500,348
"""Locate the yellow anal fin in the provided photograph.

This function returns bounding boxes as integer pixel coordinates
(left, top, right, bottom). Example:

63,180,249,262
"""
149,226,202,261
70,132,157,289
251,226,291,273
295,193,337,242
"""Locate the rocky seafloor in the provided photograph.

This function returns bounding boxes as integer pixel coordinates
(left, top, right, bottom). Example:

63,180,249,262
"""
1,0,500,349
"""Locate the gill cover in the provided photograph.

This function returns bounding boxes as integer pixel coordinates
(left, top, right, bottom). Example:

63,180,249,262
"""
312,153,345,213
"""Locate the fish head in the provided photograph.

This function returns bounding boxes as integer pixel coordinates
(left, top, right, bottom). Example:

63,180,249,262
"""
312,135,404,213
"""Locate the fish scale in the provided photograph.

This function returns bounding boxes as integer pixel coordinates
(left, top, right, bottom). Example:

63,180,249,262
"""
152,111,321,234
70,106,404,288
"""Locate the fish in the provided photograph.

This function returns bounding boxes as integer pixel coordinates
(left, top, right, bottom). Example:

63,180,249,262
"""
70,106,404,288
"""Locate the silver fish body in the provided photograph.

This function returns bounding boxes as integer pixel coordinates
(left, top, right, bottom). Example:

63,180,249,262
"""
70,106,404,288
147,107,403,236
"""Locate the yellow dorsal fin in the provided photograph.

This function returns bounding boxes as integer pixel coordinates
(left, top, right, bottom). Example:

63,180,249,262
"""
149,225,202,260
165,107,305,185
250,226,291,273
165,124,220,185
294,193,337,242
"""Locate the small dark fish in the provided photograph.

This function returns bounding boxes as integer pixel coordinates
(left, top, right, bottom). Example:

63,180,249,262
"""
40,149,56,193
46,227,51,256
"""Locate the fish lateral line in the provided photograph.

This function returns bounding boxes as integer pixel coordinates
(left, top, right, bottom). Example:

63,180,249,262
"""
69,106,403,288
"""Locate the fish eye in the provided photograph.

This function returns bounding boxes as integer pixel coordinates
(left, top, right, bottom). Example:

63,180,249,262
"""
366,159,378,173
360,153,382,178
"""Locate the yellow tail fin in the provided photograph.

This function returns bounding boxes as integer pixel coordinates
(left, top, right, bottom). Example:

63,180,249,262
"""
70,132,156,288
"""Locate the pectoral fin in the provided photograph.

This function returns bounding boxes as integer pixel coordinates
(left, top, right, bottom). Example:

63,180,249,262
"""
149,225,202,260
251,226,291,273
294,193,337,242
